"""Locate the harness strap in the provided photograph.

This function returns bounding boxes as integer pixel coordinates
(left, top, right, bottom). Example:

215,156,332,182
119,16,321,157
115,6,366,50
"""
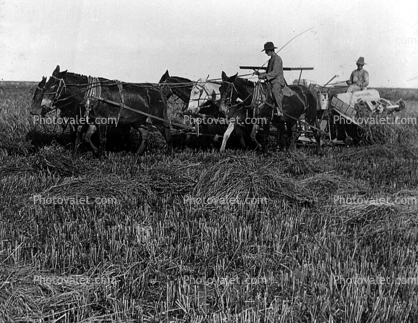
82,76,101,118
116,80,125,124
250,81,265,109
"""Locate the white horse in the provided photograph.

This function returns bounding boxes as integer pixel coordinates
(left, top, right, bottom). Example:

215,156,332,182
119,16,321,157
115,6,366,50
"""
186,77,221,114
186,77,245,152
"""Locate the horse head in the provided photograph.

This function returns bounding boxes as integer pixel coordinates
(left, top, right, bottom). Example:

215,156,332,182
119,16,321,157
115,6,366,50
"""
158,70,174,99
158,71,193,103
41,65,68,110
219,71,238,115
30,76,47,115
158,70,170,83
186,77,220,114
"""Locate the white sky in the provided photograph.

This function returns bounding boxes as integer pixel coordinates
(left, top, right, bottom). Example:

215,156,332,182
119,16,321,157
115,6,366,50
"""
1,0,418,87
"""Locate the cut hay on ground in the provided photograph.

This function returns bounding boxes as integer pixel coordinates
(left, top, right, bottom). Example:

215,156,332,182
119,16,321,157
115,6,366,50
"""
300,171,369,200
193,156,316,206
0,144,90,177
274,150,328,175
339,144,418,161
0,263,131,322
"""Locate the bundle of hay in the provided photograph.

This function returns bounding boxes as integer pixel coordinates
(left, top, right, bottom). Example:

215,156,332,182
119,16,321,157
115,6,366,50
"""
0,263,125,322
31,144,89,177
334,193,418,246
25,162,196,208
359,112,418,147
274,150,327,176
300,171,369,200
30,173,151,205
193,156,315,206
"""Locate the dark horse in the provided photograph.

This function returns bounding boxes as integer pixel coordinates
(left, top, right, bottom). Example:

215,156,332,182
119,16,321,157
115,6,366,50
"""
219,72,321,155
31,76,131,154
158,70,193,103
39,65,173,158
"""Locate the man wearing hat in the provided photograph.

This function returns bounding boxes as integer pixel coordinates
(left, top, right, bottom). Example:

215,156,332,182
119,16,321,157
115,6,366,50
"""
254,42,285,118
346,57,369,92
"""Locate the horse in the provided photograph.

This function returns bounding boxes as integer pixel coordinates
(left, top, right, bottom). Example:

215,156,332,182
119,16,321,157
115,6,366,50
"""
186,77,221,114
158,70,193,103
183,100,252,151
219,72,321,155
31,76,101,153
185,78,259,152
39,65,173,158
30,76,132,155
159,75,232,150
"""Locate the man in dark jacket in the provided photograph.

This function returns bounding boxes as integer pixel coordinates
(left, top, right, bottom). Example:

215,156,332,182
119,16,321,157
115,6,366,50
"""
254,42,285,117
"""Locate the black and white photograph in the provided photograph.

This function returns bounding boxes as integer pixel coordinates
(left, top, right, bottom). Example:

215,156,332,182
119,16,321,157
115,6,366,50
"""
1,0,418,321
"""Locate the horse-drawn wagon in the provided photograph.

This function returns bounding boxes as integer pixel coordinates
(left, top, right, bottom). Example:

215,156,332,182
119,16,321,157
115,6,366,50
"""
32,65,406,156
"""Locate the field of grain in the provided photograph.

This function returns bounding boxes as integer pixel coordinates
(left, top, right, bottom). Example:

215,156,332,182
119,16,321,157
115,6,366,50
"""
1,84,418,322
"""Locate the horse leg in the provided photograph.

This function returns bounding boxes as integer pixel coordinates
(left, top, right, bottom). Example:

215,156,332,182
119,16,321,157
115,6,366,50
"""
97,123,108,159
165,122,174,157
136,127,149,155
314,128,322,155
220,122,234,152
250,124,262,151
276,121,285,151
73,125,84,156
286,122,296,151
120,125,132,152
154,122,174,157
84,124,99,155
263,119,271,155
67,124,76,151
234,125,247,150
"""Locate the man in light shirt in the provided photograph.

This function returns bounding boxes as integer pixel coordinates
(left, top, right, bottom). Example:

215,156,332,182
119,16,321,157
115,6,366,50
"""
347,57,369,92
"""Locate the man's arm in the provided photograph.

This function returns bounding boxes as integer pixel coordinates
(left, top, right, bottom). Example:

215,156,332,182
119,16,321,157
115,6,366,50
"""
347,71,354,85
264,56,282,81
362,70,369,87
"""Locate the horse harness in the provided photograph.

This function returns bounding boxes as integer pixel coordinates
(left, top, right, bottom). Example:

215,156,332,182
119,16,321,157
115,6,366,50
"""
81,77,128,125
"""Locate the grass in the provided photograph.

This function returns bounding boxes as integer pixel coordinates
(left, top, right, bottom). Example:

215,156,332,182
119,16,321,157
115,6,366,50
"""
1,85,418,322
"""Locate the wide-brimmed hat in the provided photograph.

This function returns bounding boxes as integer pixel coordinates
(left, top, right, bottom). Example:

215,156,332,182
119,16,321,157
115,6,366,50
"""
262,42,277,52
356,57,365,65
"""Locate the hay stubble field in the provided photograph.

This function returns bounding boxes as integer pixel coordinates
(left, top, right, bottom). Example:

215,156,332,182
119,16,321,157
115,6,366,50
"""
1,84,418,322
